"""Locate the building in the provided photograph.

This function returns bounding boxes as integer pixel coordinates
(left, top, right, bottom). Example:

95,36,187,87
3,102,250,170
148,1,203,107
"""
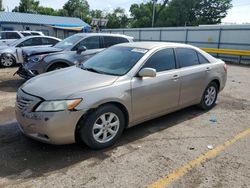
0,12,90,39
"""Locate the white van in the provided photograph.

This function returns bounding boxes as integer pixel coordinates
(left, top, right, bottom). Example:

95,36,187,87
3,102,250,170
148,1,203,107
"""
0,31,44,46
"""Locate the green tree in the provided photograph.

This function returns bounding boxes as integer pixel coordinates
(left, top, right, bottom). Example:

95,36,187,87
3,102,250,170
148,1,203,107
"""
90,9,104,19
36,6,57,16
106,8,128,28
0,0,5,11
63,0,90,20
130,3,152,27
194,0,232,25
12,0,39,13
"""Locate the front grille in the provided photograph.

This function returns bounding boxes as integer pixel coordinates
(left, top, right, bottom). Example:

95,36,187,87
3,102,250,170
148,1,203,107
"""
16,89,41,112
16,96,33,111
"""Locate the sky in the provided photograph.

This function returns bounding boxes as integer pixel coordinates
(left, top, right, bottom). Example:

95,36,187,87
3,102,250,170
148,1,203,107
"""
2,0,250,24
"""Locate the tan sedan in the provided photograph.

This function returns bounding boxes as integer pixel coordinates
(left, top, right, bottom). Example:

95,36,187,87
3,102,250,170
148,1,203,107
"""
16,42,227,149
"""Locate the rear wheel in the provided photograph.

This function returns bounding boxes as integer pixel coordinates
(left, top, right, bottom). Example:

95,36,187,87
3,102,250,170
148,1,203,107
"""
0,54,16,67
78,104,125,149
199,82,218,110
48,63,68,72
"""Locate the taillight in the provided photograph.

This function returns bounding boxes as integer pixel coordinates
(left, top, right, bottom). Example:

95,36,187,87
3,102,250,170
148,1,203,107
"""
223,62,227,72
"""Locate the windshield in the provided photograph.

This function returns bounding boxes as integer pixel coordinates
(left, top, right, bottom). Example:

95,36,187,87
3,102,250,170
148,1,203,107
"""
54,35,82,50
8,38,25,47
80,46,147,76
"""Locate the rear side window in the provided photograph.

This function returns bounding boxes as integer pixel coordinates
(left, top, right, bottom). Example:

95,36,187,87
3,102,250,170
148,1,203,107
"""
77,36,100,50
176,48,199,68
31,32,41,36
118,37,129,43
142,48,176,72
21,32,32,37
42,37,59,45
0,33,6,39
4,32,21,39
197,52,209,64
103,36,120,48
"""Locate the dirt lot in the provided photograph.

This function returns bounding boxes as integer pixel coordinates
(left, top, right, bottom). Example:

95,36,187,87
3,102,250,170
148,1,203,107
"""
0,65,250,188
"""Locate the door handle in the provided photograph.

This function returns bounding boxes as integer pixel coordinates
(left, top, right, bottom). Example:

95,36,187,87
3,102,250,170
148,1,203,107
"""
172,75,180,81
206,67,211,72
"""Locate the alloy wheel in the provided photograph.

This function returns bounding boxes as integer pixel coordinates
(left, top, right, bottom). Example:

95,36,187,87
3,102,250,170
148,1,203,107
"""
92,112,120,143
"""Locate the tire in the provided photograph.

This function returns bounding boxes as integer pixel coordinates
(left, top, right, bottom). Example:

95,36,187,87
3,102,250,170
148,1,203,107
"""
48,63,68,72
0,54,16,67
78,104,125,149
199,82,218,110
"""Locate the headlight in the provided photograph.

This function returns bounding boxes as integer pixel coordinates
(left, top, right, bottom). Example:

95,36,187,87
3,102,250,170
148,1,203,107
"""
35,99,82,112
28,55,46,63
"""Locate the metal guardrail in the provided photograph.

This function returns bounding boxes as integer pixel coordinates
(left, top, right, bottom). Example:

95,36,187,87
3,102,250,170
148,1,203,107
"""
202,48,250,63
202,48,250,56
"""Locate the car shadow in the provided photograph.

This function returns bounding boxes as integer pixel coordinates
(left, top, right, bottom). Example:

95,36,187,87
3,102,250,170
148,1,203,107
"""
0,79,25,92
0,106,206,181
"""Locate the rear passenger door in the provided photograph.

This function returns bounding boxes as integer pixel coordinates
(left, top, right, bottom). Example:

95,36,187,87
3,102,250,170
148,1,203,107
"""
175,48,208,106
131,48,181,122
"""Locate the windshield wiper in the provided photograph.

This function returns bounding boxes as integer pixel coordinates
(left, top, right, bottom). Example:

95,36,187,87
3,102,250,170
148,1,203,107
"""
81,65,103,74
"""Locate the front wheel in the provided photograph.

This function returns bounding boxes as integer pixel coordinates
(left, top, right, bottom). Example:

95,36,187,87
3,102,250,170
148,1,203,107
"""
0,54,16,67
78,104,125,149
48,63,68,72
199,82,218,110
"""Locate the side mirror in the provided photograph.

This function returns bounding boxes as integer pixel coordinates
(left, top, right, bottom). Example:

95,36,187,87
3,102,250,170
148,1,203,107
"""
76,46,87,54
138,68,157,78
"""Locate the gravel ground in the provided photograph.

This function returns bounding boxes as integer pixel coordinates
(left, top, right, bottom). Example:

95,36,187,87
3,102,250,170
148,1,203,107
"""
0,65,249,188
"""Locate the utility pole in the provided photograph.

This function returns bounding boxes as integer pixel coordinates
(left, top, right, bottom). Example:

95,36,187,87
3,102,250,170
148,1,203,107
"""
152,0,156,27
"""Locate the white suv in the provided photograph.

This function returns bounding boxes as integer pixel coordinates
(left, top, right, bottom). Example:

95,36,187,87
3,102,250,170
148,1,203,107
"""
0,31,44,46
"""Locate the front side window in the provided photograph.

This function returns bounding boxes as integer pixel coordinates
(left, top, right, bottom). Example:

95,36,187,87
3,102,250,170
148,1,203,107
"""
19,37,42,47
54,35,82,50
76,36,100,50
142,48,176,72
80,46,147,76
176,48,199,68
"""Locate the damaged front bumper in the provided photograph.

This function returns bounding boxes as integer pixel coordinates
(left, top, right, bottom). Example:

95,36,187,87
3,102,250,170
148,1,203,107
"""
15,89,85,145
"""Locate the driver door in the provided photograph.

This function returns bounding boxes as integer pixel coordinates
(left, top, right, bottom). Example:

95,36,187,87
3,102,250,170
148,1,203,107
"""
131,48,181,122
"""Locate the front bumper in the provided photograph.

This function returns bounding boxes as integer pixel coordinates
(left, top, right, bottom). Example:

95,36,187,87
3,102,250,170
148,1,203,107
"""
16,65,36,79
15,89,85,145
16,60,46,79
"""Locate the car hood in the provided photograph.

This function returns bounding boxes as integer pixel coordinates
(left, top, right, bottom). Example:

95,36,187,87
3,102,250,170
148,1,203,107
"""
21,66,118,100
23,47,63,57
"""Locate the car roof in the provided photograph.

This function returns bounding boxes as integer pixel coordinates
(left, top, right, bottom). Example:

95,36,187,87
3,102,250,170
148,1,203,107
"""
74,32,134,39
115,42,195,50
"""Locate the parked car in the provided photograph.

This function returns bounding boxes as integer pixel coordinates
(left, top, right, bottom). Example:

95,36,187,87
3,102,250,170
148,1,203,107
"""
0,36,61,67
16,42,227,149
0,31,44,46
16,33,134,79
